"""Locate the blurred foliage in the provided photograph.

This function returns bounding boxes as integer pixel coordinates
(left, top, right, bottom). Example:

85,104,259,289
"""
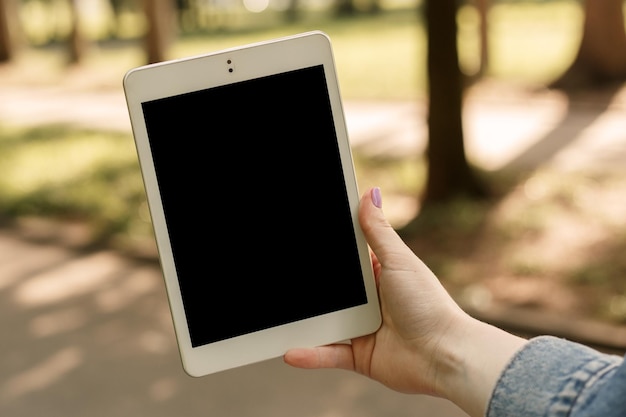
0,124,152,247
12,0,589,98
402,167,626,324
353,152,426,202
569,232,626,322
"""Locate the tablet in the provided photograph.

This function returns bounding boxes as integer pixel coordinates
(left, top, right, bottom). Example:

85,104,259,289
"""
123,31,381,377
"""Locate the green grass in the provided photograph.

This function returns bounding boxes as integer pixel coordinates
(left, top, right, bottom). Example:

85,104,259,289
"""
0,125,152,246
171,10,426,100
486,2,583,84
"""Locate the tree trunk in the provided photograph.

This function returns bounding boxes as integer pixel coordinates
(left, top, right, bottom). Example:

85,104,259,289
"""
423,0,485,203
68,0,87,64
335,0,355,16
552,0,626,89
283,0,300,22
0,0,19,62
143,0,175,64
476,0,489,77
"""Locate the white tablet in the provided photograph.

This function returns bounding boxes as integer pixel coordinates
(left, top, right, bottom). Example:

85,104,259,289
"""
123,31,381,377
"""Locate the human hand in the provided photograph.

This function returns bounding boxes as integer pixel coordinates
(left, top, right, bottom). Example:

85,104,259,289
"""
283,187,527,417
284,186,466,394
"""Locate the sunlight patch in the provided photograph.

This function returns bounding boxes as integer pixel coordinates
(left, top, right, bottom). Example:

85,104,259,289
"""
14,251,127,308
1,347,83,400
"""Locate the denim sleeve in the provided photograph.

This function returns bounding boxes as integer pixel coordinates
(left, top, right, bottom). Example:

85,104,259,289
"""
486,335,625,417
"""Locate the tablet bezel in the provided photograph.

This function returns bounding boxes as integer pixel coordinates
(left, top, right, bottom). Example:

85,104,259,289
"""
123,31,381,377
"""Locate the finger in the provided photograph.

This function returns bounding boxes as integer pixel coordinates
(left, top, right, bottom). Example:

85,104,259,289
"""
370,250,382,284
283,345,355,371
358,187,419,270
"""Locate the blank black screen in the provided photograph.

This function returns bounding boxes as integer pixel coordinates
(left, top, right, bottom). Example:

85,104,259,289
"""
142,65,368,347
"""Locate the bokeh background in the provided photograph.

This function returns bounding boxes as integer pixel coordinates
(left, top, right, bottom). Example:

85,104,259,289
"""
1,0,626,416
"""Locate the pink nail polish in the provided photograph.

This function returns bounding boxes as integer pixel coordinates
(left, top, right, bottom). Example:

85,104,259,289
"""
372,187,382,208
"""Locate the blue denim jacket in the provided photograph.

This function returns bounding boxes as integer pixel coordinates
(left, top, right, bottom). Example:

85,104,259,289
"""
487,336,626,417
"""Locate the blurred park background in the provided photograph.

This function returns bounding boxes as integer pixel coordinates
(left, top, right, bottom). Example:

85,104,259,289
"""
1,0,626,415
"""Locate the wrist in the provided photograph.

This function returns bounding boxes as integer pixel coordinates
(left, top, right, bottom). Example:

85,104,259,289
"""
433,313,527,417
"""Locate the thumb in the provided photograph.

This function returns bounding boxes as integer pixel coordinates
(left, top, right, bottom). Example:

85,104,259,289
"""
358,187,419,270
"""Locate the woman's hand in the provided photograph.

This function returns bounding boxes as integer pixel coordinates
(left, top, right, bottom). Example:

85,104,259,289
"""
283,187,527,417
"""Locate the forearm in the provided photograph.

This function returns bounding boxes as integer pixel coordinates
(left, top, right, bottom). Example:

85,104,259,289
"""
433,315,527,417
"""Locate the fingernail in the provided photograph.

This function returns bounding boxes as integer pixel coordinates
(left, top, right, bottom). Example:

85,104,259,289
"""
372,187,382,208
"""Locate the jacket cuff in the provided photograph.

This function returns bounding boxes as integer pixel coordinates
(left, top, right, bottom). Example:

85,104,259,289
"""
486,335,622,417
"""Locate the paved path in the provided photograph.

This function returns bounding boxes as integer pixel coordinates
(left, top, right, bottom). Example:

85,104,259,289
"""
0,228,469,417
2,76,626,416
